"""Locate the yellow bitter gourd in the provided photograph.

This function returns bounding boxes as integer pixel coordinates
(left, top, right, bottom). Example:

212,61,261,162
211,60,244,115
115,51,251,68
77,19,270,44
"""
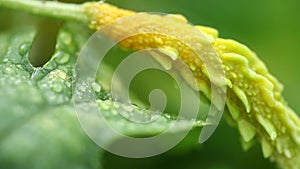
84,3,300,169
1,1,300,168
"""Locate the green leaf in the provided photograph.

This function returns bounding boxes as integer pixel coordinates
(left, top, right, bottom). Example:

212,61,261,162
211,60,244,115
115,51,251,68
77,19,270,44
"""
0,20,102,169
0,12,205,169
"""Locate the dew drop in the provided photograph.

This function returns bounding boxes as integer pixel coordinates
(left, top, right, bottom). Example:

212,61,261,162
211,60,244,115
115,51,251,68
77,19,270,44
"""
158,46,179,60
121,103,135,112
56,70,67,80
51,83,63,93
92,82,101,92
164,113,171,119
195,120,208,126
44,60,58,70
78,84,87,93
31,67,44,79
74,81,95,103
54,52,70,64
3,66,15,74
19,43,30,56
189,63,197,71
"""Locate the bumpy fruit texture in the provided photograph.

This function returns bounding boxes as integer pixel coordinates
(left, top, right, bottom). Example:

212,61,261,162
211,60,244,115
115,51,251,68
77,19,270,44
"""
84,2,300,169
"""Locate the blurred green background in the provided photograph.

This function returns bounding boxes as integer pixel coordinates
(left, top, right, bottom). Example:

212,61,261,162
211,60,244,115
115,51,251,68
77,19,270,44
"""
1,0,300,169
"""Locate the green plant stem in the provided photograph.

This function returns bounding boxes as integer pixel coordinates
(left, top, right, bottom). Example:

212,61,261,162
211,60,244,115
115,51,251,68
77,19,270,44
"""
0,0,88,23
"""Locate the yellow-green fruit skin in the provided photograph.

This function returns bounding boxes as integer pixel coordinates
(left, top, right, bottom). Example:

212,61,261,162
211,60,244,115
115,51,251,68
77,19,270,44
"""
84,2,300,169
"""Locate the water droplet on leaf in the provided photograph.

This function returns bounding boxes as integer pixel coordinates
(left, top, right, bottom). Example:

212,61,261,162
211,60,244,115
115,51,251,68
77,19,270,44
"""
51,83,63,93
3,66,15,74
92,82,101,92
19,43,30,56
54,52,70,64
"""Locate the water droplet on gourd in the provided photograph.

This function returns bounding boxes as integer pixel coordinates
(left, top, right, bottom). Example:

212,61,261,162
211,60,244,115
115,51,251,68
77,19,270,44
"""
189,63,197,71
